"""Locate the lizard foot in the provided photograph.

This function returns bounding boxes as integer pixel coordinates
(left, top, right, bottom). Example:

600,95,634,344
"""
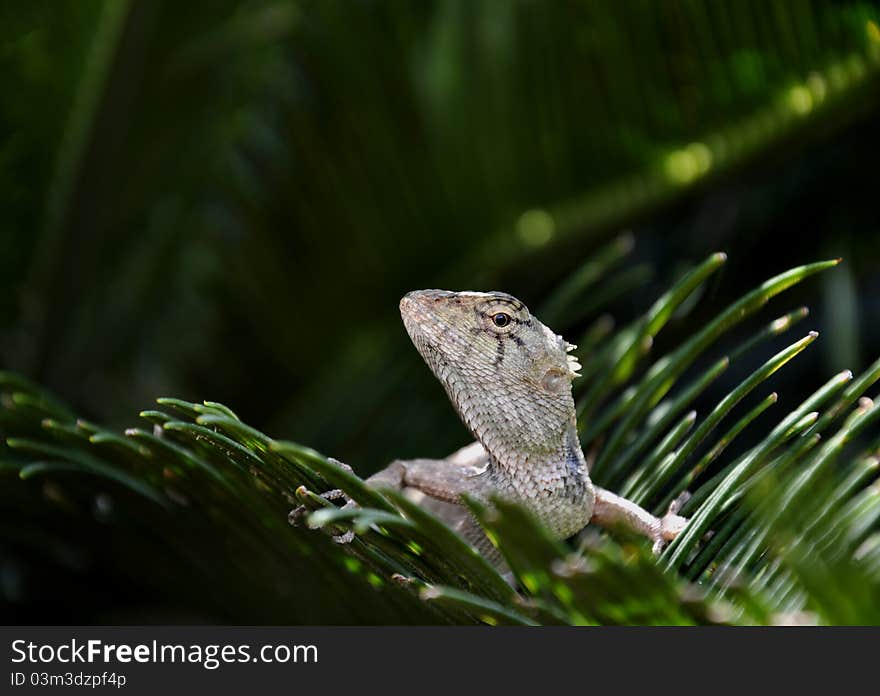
288,458,357,544
652,492,691,554
288,488,356,544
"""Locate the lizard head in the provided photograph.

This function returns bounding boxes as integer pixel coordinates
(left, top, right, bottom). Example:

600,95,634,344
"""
399,290,582,463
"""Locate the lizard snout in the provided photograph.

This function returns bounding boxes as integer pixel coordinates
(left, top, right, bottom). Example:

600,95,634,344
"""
399,291,422,320
399,290,455,318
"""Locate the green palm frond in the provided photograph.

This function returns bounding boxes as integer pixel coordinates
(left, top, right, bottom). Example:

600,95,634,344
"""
3,255,878,624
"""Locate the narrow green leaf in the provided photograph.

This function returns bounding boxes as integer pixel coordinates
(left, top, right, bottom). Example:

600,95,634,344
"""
631,332,817,507
7,437,166,505
619,410,696,499
420,585,538,626
655,392,778,512
664,380,835,571
578,252,727,420
728,307,810,363
607,356,729,488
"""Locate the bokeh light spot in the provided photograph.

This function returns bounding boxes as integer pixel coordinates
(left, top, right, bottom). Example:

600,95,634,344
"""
787,85,813,115
516,208,555,247
665,142,711,184
806,73,827,103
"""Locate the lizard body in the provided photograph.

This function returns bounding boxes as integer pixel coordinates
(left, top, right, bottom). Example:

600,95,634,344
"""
293,289,688,562
361,290,687,557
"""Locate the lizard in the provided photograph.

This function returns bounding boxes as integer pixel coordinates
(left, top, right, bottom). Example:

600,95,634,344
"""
294,289,688,563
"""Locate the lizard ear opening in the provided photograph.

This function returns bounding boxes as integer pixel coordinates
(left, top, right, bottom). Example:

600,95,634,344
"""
540,367,573,394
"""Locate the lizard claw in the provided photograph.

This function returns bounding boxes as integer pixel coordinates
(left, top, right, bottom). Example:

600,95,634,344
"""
330,528,356,544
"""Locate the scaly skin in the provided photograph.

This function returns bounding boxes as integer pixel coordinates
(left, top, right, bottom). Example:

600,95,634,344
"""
296,290,688,560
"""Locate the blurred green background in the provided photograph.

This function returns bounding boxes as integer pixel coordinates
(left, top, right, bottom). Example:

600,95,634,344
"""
2,0,880,620
3,0,880,468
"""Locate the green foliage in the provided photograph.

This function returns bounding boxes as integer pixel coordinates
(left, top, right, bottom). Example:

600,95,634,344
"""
2,254,879,624
2,0,880,624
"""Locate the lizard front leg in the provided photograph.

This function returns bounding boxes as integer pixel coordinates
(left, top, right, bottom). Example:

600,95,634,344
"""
291,449,474,510
366,458,488,504
591,487,689,553
365,449,505,562
290,444,492,545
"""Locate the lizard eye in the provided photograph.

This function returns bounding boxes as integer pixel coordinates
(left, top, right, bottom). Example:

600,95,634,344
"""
491,312,511,327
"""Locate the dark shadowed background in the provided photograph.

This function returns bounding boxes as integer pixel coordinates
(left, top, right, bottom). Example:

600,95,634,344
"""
2,0,880,622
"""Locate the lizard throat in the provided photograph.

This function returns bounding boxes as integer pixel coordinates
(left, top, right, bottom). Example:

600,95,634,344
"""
483,420,589,493
482,421,595,538
425,349,592,510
